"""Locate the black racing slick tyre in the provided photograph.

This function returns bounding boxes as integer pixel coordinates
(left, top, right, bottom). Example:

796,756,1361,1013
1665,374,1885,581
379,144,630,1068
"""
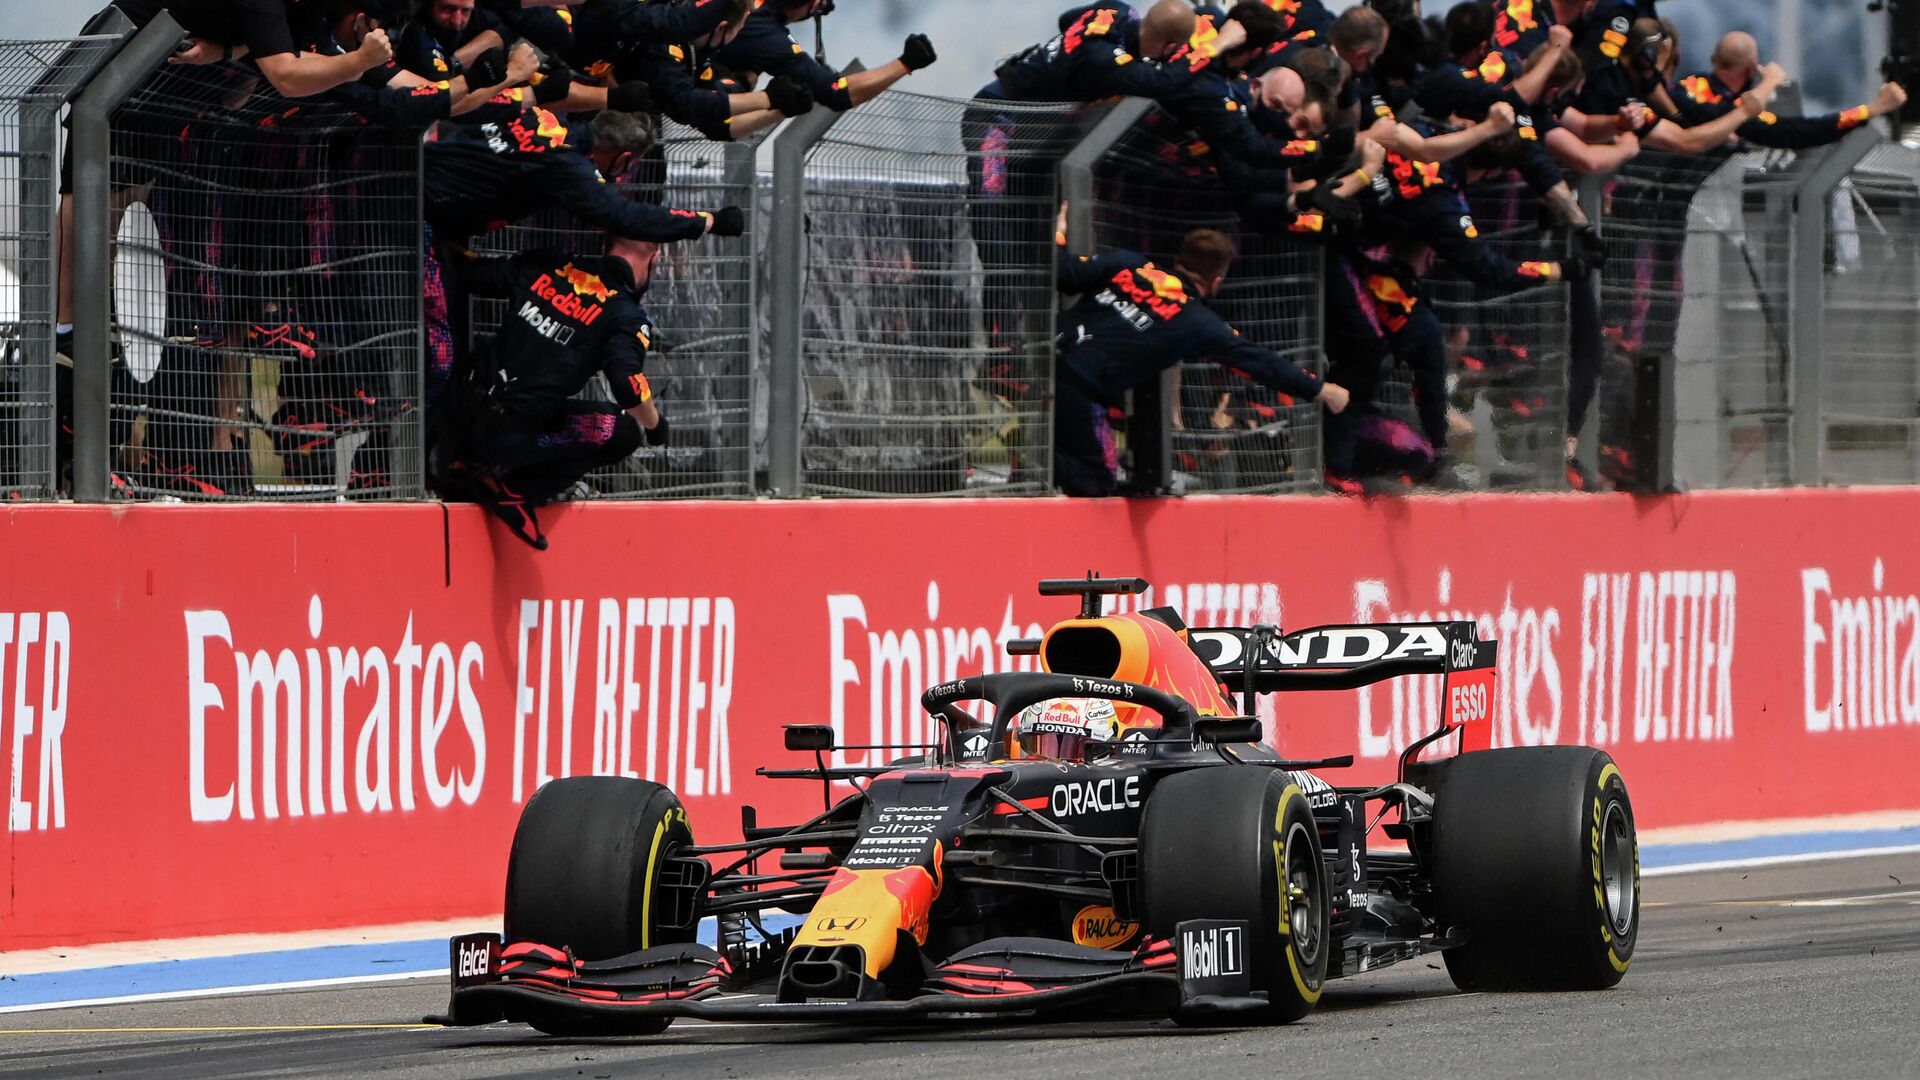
1140,766,1329,1024
1432,747,1639,991
503,776,697,962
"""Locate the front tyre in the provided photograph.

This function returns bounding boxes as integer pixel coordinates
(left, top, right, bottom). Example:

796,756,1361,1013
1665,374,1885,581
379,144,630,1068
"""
1140,766,1329,1024
1432,747,1639,991
503,776,696,962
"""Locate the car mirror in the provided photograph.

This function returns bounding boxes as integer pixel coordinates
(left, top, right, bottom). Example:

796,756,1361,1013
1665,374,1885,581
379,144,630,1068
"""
1193,716,1263,744
784,724,835,752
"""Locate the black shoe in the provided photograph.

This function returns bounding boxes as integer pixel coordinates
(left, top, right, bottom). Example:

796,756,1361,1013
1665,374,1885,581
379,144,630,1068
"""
1566,455,1604,492
482,493,548,550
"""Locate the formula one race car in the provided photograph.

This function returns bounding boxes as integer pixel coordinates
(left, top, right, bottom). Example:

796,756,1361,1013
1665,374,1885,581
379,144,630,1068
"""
439,575,1639,1034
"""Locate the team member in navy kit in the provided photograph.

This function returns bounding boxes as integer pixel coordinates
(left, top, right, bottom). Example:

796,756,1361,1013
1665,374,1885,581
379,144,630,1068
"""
420,104,742,442
1052,208,1350,496
438,237,672,549
1670,31,1908,149
712,0,936,112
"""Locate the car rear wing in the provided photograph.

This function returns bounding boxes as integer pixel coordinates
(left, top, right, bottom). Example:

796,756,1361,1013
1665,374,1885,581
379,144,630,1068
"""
1187,621,1498,758
1187,621,1494,690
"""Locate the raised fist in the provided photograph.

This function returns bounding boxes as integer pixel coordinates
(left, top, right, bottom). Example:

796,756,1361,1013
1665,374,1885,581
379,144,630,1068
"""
1487,101,1516,133
765,76,814,116
708,206,746,237
1872,81,1910,116
901,33,937,72
356,27,393,68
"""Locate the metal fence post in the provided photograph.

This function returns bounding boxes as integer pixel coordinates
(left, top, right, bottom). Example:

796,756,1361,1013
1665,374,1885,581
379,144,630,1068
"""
1788,128,1880,486
722,136,759,494
765,64,860,498
16,97,61,496
1573,171,1606,485
65,13,181,502
1057,99,1157,488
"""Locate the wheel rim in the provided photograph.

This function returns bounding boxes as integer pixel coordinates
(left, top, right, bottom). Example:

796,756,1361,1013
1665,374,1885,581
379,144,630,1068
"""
1283,820,1323,967
1600,801,1636,938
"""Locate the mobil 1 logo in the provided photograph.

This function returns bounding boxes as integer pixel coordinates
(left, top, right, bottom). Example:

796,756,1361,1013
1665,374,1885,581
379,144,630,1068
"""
1176,919,1250,999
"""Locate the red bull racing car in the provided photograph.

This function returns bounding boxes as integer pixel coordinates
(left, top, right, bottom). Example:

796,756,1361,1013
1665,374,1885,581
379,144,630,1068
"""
438,575,1639,1034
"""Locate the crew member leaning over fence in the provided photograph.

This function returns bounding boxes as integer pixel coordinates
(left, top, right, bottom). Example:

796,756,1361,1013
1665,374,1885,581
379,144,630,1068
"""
1670,31,1909,150
1155,4,1315,173
437,238,672,550
712,0,936,112
1327,109,1601,490
1551,18,1779,488
397,0,510,82
612,0,816,143
1051,206,1349,497
122,0,395,96
420,105,743,447
296,1,539,127
966,0,1244,393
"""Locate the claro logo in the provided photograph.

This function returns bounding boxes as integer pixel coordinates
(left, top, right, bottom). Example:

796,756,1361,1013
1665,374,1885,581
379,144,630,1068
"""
184,597,487,823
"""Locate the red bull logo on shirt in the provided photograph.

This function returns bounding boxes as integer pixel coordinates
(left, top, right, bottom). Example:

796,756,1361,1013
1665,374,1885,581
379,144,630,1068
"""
530,270,606,326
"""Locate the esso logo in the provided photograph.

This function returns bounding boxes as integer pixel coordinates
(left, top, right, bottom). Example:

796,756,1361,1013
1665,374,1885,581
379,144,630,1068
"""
1449,682,1489,725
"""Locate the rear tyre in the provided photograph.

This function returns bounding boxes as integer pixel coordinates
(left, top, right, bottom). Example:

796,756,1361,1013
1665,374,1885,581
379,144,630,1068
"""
504,776,696,960
1141,766,1329,1024
1432,747,1638,991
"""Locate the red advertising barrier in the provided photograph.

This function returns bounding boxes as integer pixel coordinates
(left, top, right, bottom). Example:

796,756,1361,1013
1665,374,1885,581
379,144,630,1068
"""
2,489,1917,948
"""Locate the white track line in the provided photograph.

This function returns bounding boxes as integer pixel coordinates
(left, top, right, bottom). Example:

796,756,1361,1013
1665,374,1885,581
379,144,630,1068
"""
1642,842,1920,878
0,970,444,1015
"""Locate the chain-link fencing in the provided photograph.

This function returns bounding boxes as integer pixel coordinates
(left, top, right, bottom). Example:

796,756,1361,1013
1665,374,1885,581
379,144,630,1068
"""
0,35,121,499
1817,144,1920,484
85,60,423,501
467,121,761,500
787,91,1084,497
1423,172,1571,491
1082,106,1326,494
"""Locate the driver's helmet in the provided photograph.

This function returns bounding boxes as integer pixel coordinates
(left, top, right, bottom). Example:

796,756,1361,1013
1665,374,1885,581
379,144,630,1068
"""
1010,698,1117,761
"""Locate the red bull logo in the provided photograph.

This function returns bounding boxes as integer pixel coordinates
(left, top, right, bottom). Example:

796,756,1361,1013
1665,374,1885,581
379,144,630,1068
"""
1680,76,1721,105
1063,7,1118,53
1188,13,1218,54
558,263,614,302
1111,264,1189,321
529,270,606,325
1390,155,1446,201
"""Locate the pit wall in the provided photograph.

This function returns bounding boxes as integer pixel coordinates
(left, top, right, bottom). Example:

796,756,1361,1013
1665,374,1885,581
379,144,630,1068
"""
3,490,1915,949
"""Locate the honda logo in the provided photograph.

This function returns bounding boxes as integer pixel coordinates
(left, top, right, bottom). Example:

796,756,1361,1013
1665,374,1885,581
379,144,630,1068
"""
815,916,867,932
